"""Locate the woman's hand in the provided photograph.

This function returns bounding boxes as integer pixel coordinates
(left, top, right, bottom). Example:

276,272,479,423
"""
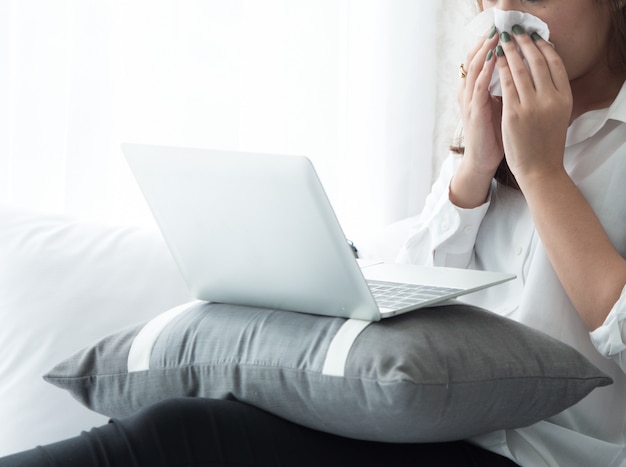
496,29,573,186
451,30,503,208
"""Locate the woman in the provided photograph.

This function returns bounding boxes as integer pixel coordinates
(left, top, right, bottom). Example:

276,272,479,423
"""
397,0,626,465
2,1,625,465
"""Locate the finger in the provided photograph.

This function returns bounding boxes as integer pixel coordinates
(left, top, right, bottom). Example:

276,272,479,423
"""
457,40,483,102
464,38,485,72
510,27,555,93
474,46,498,96
498,31,535,99
495,44,520,105
458,46,498,114
459,31,499,102
463,25,498,74
466,31,499,83
530,33,570,93
458,32,498,106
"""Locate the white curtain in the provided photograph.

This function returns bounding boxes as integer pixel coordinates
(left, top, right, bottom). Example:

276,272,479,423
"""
0,0,475,242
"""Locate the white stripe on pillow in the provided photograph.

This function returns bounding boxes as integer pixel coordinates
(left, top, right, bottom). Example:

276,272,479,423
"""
127,301,200,372
322,318,371,377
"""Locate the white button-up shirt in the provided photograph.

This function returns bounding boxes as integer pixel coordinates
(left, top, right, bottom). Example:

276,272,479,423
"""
398,80,626,467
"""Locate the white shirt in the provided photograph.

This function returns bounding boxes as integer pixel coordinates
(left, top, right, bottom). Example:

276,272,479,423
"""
397,80,626,467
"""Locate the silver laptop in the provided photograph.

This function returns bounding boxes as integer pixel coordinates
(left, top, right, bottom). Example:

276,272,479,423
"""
122,144,515,321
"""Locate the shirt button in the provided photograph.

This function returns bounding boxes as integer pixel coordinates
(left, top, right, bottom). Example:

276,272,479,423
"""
440,221,449,232
515,246,523,256
464,225,473,234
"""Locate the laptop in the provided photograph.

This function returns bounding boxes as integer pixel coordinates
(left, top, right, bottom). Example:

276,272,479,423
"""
122,143,515,321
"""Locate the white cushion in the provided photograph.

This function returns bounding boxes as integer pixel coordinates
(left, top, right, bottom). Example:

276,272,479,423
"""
45,300,611,444
0,206,191,455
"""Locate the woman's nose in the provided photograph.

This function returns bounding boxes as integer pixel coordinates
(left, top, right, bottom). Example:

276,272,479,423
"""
492,0,520,11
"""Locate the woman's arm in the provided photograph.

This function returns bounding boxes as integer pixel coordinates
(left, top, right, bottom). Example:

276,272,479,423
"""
400,31,504,268
397,153,491,268
519,169,626,330
497,31,626,330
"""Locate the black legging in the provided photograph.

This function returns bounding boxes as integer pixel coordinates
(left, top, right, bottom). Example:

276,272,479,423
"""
0,398,519,466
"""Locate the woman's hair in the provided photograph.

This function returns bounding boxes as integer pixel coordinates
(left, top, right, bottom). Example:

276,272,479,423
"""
608,1,626,73
453,1,626,190
449,143,519,189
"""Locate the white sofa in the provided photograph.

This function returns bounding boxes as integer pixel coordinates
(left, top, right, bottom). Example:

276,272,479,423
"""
0,204,412,455
0,206,194,455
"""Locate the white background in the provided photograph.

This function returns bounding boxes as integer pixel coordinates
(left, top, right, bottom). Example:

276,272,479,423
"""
0,0,476,243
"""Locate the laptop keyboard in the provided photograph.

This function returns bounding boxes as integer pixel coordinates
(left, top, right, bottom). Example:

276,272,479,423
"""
367,280,462,310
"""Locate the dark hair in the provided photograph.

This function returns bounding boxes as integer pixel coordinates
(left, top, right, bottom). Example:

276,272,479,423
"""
608,1,626,74
454,1,626,189
449,142,519,189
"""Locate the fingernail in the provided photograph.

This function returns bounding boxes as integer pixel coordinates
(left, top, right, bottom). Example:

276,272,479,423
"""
500,31,511,43
531,32,543,41
486,49,494,61
512,24,524,35
488,25,497,39
496,45,504,57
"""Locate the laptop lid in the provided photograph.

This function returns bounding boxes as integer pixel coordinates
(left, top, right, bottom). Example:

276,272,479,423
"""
123,143,381,320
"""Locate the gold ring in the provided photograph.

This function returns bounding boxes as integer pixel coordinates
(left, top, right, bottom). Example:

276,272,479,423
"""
460,63,468,78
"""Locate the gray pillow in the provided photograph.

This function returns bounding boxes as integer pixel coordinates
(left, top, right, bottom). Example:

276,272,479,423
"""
45,301,612,443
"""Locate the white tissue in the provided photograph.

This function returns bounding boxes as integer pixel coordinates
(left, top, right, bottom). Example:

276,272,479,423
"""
466,8,551,96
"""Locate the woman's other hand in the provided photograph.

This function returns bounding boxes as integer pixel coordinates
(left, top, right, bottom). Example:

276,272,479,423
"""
451,29,502,208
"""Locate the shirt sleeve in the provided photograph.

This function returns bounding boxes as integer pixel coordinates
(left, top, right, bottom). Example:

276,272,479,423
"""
396,153,491,268
589,284,626,373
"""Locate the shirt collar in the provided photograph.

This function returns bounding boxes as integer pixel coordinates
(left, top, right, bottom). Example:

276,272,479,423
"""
605,79,626,124
566,79,626,147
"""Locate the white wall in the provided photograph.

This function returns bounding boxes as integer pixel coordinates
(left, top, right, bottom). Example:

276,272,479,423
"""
0,0,479,241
